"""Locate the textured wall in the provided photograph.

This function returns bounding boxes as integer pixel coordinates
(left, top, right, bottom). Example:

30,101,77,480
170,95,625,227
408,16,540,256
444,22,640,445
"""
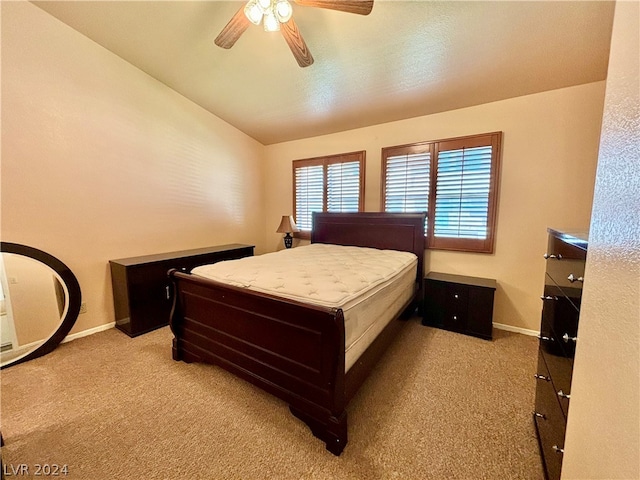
1,2,266,335
562,1,640,478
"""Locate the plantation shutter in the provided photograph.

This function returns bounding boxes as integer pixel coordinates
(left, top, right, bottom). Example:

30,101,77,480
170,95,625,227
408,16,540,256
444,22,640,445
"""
434,146,492,238
381,132,501,253
384,153,430,214
430,133,501,253
293,152,365,237
327,161,361,212
294,164,324,231
382,144,432,235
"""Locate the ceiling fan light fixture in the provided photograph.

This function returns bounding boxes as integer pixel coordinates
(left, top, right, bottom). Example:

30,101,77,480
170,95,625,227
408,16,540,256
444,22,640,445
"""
244,1,264,25
220,0,370,67
263,10,281,32
275,0,293,23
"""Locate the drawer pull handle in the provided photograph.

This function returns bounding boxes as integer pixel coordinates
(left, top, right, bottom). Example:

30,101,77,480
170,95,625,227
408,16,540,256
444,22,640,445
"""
557,390,571,400
166,285,170,300
537,335,554,342
543,253,563,260
534,412,546,419
534,373,551,382
552,445,564,455
562,333,578,343
540,295,558,301
452,315,458,321
567,274,584,283
454,294,459,299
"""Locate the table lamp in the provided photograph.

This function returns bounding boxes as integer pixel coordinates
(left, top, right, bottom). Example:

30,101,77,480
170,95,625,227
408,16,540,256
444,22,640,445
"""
276,215,300,248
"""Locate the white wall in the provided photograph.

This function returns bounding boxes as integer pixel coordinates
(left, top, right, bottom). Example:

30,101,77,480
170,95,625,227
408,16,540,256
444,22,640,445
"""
562,1,640,478
1,2,266,335
264,83,605,332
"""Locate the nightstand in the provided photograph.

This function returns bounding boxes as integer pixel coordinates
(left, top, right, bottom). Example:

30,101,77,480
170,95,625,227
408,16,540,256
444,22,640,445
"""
422,272,496,340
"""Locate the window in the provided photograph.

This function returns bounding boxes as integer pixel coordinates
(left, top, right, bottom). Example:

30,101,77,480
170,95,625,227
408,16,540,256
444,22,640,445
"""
381,132,502,253
293,151,365,238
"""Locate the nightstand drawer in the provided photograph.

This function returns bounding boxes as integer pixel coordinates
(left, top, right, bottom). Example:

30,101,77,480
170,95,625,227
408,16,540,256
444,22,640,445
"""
424,280,469,332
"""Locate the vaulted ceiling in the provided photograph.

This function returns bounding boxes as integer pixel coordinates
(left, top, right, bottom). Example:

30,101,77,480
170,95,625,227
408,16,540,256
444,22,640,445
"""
32,1,615,145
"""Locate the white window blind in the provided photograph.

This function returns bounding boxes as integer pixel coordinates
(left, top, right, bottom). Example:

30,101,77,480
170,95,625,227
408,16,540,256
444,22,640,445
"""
434,146,492,239
295,165,323,231
327,161,361,212
384,152,430,214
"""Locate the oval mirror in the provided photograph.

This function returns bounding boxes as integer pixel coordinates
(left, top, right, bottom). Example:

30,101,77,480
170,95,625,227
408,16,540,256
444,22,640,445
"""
0,243,81,369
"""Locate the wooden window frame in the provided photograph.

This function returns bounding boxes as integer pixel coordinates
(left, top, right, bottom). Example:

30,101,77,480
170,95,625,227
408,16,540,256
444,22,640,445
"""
381,132,502,254
293,151,366,240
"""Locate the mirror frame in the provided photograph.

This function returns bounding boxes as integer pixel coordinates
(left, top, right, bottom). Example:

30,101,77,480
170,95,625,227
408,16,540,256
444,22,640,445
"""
0,242,81,369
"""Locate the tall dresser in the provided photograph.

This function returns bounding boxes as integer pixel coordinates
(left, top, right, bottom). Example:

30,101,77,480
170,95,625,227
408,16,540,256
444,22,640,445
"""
534,229,588,480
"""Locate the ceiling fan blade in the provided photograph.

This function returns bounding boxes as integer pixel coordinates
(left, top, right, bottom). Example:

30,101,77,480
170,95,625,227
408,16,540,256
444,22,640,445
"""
294,0,374,15
281,18,314,68
214,6,251,49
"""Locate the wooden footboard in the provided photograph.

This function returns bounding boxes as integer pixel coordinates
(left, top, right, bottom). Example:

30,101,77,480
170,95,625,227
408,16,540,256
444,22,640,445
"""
169,270,350,454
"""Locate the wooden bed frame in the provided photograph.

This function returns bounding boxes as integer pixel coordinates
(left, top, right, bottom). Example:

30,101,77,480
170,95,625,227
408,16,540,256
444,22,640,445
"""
168,212,426,455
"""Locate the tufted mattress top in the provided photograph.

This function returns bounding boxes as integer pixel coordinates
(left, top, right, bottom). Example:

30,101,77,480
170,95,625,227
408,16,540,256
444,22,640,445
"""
191,243,417,310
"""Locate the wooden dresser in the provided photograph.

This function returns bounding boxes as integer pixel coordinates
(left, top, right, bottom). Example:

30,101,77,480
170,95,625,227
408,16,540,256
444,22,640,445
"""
110,244,254,337
534,229,587,480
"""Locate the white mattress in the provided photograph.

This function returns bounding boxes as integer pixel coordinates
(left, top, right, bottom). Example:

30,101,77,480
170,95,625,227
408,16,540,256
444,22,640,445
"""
191,243,418,372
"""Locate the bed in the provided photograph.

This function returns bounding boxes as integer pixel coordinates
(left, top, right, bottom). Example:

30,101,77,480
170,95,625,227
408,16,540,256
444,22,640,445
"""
168,212,426,455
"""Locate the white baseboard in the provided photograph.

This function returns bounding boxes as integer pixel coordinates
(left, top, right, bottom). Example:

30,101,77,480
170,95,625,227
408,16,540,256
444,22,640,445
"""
62,322,116,344
493,322,539,337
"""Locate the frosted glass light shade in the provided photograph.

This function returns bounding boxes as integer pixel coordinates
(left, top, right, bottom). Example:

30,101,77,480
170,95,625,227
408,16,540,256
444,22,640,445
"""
263,10,281,32
275,0,292,23
244,1,264,25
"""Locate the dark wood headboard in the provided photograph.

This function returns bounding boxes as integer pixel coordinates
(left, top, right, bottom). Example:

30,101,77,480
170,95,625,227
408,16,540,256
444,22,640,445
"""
311,212,426,284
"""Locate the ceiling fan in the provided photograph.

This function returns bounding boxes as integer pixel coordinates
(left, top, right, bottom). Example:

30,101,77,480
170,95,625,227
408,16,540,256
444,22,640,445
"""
214,0,374,68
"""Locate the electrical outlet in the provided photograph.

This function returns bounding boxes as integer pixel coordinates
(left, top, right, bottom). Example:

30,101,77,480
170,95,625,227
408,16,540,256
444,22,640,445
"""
79,302,87,314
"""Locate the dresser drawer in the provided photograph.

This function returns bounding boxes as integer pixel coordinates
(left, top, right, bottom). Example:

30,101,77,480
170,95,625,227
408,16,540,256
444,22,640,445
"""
545,265,584,311
545,258,585,292
540,281,579,358
545,234,586,310
541,348,573,418
534,352,567,480
534,413,565,480
546,233,588,263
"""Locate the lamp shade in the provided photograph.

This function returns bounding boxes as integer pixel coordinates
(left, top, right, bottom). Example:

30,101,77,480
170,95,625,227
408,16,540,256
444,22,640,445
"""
276,215,300,233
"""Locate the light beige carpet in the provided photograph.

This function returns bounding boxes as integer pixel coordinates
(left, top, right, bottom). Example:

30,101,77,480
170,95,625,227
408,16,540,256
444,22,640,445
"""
1,317,543,479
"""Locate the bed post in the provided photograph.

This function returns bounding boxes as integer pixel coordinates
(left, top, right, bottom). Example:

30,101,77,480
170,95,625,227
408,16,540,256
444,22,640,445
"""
289,408,348,455
288,308,348,455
